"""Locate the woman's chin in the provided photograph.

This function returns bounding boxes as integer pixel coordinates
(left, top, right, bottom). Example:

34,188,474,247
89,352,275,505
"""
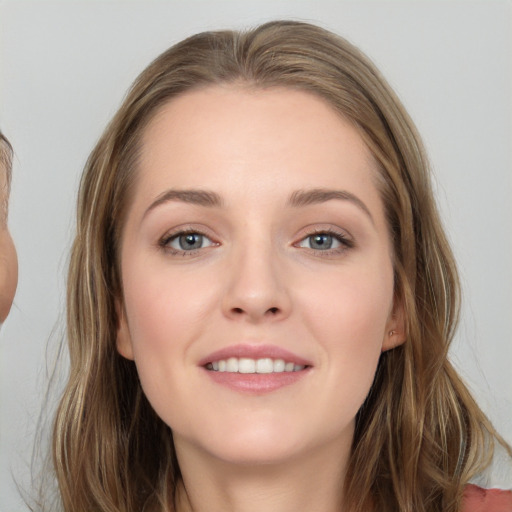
176,429,310,469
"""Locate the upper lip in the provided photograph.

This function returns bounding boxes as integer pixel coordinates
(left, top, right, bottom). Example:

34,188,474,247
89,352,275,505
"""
198,344,312,367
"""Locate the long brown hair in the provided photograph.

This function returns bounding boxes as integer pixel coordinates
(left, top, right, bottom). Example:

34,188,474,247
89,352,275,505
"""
52,20,508,511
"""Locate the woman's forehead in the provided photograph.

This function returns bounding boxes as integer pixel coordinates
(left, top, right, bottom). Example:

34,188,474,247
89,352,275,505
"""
138,86,375,190
123,86,387,237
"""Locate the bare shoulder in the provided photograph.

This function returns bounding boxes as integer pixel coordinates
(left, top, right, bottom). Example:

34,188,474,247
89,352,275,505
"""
461,485,512,512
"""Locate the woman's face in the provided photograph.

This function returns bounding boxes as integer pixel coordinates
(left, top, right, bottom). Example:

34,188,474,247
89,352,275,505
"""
117,86,404,467
0,168,17,324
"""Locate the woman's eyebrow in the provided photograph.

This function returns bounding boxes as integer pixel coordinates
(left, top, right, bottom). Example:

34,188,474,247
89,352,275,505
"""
143,188,373,223
143,189,223,218
288,188,374,224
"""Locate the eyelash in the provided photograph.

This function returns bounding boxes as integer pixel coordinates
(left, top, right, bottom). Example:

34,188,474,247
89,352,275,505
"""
159,228,217,256
158,227,354,257
294,228,354,257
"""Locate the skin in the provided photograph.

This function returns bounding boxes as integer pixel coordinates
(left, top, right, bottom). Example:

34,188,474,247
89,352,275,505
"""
117,86,405,512
0,168,17,324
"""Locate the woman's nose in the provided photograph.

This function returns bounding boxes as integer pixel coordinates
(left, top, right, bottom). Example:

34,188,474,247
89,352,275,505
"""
221,243,291,323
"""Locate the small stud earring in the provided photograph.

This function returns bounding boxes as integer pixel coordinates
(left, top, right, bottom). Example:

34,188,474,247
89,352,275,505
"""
389,330,396,337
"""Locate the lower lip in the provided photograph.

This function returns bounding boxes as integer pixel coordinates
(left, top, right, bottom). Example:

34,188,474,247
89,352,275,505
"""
202,368,310,394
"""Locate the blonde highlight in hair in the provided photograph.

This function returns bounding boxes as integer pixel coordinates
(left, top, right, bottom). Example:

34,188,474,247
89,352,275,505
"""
52,21,509,511
0,131,13,225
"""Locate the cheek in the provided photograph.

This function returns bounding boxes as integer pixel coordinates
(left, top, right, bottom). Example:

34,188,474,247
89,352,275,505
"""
123,255,218,343
121,260,220,416
301,259,393,334
298,260,394,385
0,230,18,322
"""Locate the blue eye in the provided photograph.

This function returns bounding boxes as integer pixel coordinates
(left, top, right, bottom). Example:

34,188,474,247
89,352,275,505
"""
164,232,214,252
297,231,351,251
306,233,336,250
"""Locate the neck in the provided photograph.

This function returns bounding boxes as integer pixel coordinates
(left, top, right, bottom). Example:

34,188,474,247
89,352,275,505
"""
173,436,351,512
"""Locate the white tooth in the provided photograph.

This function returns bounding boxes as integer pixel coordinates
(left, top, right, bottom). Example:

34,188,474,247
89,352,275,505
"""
218,360,227,372
285,362,294,372
293,364,305,371
226,357,239,372
256,358,273,373
273,359,285,372
212,361,219,371
239,358,256,373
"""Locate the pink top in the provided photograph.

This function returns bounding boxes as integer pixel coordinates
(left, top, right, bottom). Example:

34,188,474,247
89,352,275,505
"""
461,485,512,512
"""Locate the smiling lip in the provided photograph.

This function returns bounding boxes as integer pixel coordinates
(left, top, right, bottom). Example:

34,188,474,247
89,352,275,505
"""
199,344,312,394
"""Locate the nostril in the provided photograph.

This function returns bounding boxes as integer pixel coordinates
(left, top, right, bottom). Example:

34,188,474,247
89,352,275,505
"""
227,306,282,319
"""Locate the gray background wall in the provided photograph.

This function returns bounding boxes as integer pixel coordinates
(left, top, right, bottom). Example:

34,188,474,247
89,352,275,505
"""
1,1,510,510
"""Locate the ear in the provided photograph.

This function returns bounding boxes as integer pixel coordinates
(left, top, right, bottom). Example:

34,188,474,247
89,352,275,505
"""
115,300,135,360
382,295,407,352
